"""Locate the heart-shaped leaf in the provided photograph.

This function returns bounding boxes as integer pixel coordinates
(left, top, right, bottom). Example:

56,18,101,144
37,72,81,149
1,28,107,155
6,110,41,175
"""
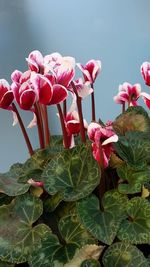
117,197,150,244
113,106,150,135
42,144,100,201
0,163,30,196
29,213,96,267
117,164,150,194
114,131,150,169
0,194,50,264
77,190,127,245
102,242,149,267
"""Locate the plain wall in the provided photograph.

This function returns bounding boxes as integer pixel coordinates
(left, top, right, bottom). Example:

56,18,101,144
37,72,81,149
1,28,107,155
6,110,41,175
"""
0,0,150,171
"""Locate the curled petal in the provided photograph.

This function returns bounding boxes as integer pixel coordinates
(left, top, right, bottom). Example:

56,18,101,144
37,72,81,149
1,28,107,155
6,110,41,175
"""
12,111,18,126
11,70,22,83
87,122,101,141
0,91,14,109
141,62,150,86
27,113,37,128
20,88,37,110
102,134,118,146
11,82,20,104
50,84,68,105
56,68,75,88
26,50,44,73
66,120,80,134
19,70,31,84
31,74,53,105
140,92,150,109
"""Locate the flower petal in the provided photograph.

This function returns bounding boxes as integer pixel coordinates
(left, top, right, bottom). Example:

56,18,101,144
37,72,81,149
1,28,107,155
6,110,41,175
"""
11,70,22,83
102,134,118,146
49,84,68,105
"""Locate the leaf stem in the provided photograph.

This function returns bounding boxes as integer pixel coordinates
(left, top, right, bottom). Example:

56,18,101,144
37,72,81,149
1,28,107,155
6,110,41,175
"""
12,103,34,156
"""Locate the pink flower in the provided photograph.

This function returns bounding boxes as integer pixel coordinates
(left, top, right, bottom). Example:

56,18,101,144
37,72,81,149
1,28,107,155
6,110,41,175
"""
114,82,141,106
0,79,14,109
141,62,150,86
88,122,118,168
26,50,44,74
33,73,68,105
77,59,101,84
69,78,93,99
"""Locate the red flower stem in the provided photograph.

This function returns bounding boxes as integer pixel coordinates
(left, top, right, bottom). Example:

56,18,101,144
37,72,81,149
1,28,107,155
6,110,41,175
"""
122,103,125,113
41,104,50,147
98,142,105,211
71,81,86,143
12,103,34,156
63,99,67,117
57,103,69,149
91,83,96,121
34,103,45,149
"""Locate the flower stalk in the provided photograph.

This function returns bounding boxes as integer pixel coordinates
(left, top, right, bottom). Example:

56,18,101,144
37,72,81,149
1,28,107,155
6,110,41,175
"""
71,81,86,143
34,103,45,149
57,103,69,149
12,103,34,156
91,83,96,121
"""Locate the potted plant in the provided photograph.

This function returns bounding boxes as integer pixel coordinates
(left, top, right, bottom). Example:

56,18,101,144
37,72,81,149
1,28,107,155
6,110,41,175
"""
0,51,150,267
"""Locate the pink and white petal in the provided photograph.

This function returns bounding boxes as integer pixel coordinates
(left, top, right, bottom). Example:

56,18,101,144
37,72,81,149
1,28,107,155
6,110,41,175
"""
140,92,150,109
0,91,14,109
77,84,93,98
20,89,37,110
67,120,80,134
67,93,77,113
50,84,68,105
130,100,138,106
102,150,110,168
27,50,43,66
102,134,118,146
11,82,20,104
27,179,44,187
83,119,88,129
27,113,37,128
12,111,18,126
56,68,75,87
62,56,76,70
92,60,101,81
87,122,101,141
36,75,53,105
132,83,141,97
11,70,22,83
0,79,10,94
26,58,39,72
20,70,31,84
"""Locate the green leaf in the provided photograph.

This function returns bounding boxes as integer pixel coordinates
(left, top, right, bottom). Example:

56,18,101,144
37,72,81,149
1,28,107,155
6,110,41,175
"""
102,242,149,267
0,261,15,267
44,193,63,213
0,194,50,264
0,194,13,206
114,131,150,169
117,164,150,194
0,163,30,196
81,259,101,267
42,144,100,201
117,197,150,244
113,106,150,135
29,213,96,266
59,214,96,246
77,190,127,245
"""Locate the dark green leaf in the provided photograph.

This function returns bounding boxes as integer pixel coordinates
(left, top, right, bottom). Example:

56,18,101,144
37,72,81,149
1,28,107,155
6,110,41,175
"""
44,193,63,213
114,131,150,169
117,164,150,194
77,190,127,245
0,194,50,263
0,261,15,267
117,197,150,244
0,163,30,196
42,144,100,201
102,242,149,267
29,212,95,266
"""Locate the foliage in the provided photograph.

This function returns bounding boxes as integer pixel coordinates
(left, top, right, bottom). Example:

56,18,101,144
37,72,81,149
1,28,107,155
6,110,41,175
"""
1,51,150,266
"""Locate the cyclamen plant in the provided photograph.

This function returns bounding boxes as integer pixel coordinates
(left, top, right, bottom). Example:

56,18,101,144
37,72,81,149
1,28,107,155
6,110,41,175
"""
1,51,150,267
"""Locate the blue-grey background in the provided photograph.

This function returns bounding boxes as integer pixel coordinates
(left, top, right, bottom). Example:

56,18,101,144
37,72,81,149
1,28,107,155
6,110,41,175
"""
0,0,150,171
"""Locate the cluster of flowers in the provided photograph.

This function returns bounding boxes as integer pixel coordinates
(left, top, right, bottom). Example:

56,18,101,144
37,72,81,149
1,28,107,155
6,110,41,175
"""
1,51,150,170
114,62,150,110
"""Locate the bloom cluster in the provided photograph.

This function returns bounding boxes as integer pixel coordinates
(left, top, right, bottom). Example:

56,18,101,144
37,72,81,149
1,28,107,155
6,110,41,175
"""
114,62,150,111
0,50,129,172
